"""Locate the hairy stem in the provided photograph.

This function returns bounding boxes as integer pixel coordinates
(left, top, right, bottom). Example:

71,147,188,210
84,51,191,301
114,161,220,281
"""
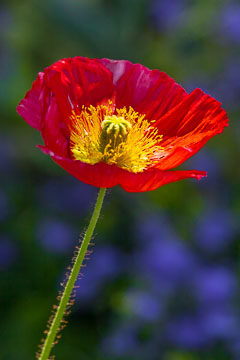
38,187,106,360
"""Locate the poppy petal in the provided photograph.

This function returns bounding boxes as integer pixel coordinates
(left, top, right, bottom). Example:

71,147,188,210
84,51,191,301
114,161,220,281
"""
17,57,115,131
37,145,206,192
17,72,49,130
119,167,207,192
40,96,69,157
154,89,228,170
18,57,228,192
44,57,114,122
37,146,123,188
98,58,187,120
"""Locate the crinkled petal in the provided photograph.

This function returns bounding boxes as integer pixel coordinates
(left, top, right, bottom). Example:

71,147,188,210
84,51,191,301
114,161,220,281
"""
98,58,187,121
17,57,114,128
17,57,115,158
154,89,229,170
37,146,122,188
40,96,69,157
38,145,207,192
17,57,229,192
44,57,114,123
17,72,50,130
118,167,207,192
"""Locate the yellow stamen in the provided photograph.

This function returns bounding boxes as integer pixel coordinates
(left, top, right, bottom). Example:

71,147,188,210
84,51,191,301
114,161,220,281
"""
70,103,163,173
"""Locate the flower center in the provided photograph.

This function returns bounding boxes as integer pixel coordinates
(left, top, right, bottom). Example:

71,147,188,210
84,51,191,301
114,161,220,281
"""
70,104,163,173
99,115,132,155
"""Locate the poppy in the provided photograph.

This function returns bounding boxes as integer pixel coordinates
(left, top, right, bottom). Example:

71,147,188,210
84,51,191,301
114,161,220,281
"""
17,57,228,192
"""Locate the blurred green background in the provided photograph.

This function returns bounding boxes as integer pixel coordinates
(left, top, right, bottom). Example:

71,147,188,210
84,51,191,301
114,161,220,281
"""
0,0,240,359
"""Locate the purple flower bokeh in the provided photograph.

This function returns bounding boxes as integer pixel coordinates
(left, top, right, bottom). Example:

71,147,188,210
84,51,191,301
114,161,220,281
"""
200,307,238,340
135,212,175,244
220,3,240,44
129,209,240,353
134,213,198,296
166,314,208,349
36,219,76,254
139,239,195,282
192,266,237,305
75,245,124,301
37,178,97,216
194,208,237,253
124,290,162,322
183,149,221,187
0,237,17,270
149,0,187,33
101,323,139,357
213,60,240,109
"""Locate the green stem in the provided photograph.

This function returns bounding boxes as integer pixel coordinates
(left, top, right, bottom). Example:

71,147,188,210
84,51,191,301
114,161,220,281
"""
38,187,106,360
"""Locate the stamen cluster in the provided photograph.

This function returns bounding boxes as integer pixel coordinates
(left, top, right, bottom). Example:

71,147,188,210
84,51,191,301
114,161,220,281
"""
70,104,163,173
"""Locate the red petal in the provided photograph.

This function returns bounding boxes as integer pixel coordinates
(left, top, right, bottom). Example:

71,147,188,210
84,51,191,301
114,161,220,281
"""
17,57,115,158
37,146,123,188
37,146,206,192
40,96,69,157
154,89,229,170
17,57,114,130
18,57,228,192
17,72,50,130
119,168,207,192
44,57,114,122
98,58,187,120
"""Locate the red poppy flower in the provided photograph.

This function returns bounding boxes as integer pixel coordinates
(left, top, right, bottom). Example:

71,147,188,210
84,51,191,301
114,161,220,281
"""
17,57,228,192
